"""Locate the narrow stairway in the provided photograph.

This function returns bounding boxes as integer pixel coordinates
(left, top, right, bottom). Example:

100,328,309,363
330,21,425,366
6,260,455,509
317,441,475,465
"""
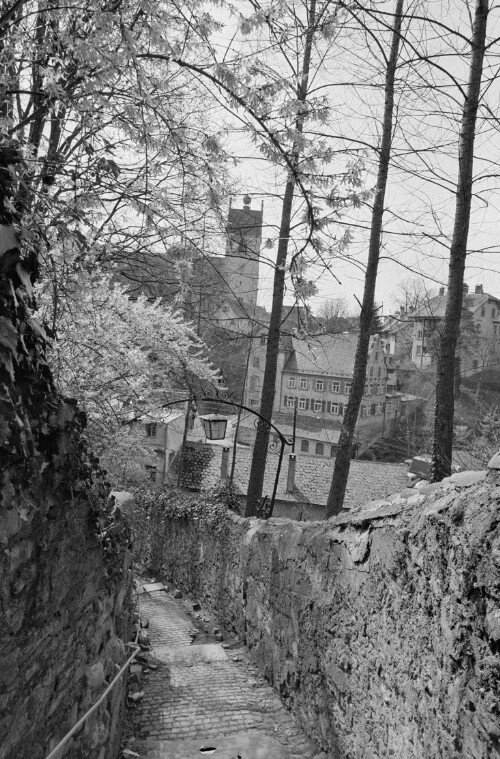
123,583,327,759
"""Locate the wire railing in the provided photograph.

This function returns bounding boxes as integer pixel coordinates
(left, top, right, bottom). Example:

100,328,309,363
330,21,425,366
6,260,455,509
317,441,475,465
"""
44,633,141,759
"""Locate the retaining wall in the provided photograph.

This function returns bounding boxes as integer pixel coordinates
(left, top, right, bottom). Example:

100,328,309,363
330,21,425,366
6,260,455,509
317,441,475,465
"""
150,466,500,758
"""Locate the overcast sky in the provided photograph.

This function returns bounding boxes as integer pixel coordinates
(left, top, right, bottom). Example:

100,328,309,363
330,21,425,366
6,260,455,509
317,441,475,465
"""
211,0,500,316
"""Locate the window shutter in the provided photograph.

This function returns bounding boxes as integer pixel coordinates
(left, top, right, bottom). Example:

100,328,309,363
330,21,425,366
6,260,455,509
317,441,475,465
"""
306,398,310,410
339,402,344,415
322,400,326,412
284,394,288,407
327,401,331,413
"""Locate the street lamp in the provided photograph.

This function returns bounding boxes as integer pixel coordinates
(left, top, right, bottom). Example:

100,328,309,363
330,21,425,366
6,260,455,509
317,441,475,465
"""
162,396,294,517
199,414,228,441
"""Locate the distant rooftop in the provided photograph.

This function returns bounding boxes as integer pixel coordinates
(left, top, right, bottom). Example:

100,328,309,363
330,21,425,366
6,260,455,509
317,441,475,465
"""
283,333,361,378
180,443,408,511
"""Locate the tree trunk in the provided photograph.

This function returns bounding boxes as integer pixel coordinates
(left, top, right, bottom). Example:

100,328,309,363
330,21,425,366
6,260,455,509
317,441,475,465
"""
431,0,488,482
245,179,295,515
326,0,404,518
245,0,317,516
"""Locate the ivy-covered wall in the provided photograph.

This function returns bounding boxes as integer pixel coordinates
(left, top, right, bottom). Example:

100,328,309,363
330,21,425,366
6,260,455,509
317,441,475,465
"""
1,228,132,759
147,468,500,759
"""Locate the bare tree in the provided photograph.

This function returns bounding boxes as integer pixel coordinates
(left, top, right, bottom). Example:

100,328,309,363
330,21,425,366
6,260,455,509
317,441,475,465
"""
317,297,355,333
326,0,405,517
431,0,489,481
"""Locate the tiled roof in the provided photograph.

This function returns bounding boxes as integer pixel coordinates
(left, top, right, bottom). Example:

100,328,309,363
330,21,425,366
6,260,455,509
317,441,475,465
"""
412,291,500,321
237,417,340,443
181,443,408,510
283,333,359,377
412,294,448,320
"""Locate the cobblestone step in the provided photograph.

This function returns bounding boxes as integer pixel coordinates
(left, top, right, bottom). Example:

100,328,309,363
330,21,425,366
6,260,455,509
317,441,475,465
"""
123,589,326,759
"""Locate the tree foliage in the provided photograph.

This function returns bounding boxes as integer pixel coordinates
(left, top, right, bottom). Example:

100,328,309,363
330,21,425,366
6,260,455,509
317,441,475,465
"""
36,242,218,478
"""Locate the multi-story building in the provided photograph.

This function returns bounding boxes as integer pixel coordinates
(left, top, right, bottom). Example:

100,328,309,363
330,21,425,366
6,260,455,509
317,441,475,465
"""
409,284,500,373
245,332,389,452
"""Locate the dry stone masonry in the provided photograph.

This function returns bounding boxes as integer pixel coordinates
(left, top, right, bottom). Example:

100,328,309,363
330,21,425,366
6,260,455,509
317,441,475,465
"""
1,231,133,759
149,464,500,758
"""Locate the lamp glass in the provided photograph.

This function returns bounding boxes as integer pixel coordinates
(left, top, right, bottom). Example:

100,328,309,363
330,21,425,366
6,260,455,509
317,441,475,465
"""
201,415,228,440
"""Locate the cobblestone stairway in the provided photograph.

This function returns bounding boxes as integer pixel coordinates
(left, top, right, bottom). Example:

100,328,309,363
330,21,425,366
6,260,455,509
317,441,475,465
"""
123,584,327,759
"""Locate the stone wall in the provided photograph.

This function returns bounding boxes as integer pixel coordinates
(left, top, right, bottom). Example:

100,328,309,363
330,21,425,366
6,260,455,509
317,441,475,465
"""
149,466,500,758
1,228,133,759
1,468,133,759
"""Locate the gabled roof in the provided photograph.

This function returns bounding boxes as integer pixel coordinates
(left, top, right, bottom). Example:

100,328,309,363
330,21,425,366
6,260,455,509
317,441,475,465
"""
411,291,500,321
412,294,448,320
282,333,359,378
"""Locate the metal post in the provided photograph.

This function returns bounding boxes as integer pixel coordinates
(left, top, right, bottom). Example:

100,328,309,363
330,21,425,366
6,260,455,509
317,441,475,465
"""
176,397,191,487
269,437,286,517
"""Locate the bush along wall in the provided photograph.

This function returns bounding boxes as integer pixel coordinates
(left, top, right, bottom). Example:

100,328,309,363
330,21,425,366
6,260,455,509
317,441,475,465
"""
146,468,500,759
1,231,133,759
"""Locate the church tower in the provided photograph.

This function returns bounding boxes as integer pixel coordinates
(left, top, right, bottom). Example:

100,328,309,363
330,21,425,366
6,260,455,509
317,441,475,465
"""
223,195,263,312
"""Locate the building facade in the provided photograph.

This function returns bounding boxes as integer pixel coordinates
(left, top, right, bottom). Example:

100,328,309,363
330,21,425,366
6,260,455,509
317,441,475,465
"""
245,332,389,453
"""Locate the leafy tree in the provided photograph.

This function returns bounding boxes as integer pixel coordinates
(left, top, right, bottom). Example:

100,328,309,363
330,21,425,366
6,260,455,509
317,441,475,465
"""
36,242,218,481
1,0,230,297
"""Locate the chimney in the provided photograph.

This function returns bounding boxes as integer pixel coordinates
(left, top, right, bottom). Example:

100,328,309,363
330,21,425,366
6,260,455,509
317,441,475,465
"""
286,453,297,494
439,287,445,296
463,283,469,295
475,284,483,294
221,447,230,481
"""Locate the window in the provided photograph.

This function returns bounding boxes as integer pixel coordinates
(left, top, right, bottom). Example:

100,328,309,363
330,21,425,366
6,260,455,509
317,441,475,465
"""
260,335,267,346
417,329,423,339
301,439,309,452
249,375,261,391
314,399,322,412
473,359,479,370
315,379,324,391
330,445,336,458
387,402,393,413
369,366,374,377
288,376,296,388
378,383,385,394
298,397,306,410
416,346,422,356
377,367,381,378
250,399,258,406
252,357,260,369
315,442,324,455
145,423,157,438
331,402,339,415
344,382,351,394
287,396,296,408
361,405,367,417
364,383,369,395
331,381,340,393
493,308,496,318
481,307,485,317
375,352,379,361
378,403,384,415
299,377,308,390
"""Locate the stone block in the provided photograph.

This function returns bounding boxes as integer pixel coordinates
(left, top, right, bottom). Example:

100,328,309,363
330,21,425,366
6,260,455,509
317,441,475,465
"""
488,451,500,469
